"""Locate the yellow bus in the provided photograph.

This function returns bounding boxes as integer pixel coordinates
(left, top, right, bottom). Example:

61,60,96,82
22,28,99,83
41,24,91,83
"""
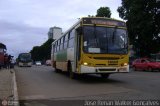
51,17,129,78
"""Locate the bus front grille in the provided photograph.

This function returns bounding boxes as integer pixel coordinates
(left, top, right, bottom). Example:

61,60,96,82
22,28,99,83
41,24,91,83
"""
108,60,118,66
108,64,118,66
93,57,120,60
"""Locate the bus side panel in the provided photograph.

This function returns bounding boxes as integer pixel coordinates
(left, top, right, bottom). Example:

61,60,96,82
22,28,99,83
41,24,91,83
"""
56,50,68,71
56,61,68,71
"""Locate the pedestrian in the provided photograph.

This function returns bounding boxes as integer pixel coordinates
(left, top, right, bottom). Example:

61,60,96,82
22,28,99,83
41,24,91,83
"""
7,55,12,69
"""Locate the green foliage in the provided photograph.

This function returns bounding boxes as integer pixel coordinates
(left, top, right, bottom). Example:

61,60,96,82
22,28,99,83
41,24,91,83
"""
30,39,54,62
117,0,160,57
96,7,111,18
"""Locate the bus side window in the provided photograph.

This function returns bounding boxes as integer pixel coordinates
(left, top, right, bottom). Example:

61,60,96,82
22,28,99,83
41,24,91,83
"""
52,44,56,53
64,35,68,49
51,45,54,53
68,29,75,48
54,44,56,52
67,32,70,47
58,42,60,51
56,42,58,52
70,29,75,38
65,34,68,41
68,38,74,48
64,42,67,49
60,37,63,50
62,36,65,49
57,40,60,52
67,32,70,39
54,42,56,52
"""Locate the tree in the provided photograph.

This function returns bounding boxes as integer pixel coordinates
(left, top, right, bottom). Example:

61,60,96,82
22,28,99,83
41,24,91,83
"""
30,39,54,62
117,0,160,57
30,46,40,61
96,7,111,18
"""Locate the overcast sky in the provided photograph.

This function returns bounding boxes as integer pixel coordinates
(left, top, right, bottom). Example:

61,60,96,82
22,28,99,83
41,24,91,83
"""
0,0,122,58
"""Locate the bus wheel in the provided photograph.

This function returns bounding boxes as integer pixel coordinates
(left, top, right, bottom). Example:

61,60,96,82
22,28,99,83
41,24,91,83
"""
100,74,110,78
55,68,58,73
54,62,59,73
68,62,74,79
69,70,74,79
55,67,61,73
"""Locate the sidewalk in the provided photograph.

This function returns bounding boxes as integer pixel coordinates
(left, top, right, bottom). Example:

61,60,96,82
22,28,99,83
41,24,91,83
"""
0,68,19,106
0,69,13,100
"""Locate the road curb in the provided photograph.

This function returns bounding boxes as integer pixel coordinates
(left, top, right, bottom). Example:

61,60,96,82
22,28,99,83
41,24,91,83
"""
12,69,20,106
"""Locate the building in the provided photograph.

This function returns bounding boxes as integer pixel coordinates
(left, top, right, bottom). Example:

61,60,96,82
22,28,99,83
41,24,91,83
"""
48,27,62,40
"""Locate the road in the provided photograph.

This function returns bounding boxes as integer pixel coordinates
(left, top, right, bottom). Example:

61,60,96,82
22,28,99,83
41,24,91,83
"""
15,65,160,106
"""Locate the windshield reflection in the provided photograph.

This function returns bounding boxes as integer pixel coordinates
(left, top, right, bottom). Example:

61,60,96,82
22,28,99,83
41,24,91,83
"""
19,54,32,61
83,26,128,54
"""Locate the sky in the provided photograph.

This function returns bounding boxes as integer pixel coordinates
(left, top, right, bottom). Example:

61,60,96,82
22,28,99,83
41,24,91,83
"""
0,0,122,58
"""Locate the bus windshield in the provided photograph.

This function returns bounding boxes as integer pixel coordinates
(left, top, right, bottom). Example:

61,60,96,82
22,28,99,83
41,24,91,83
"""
19,54,31,61
83,26,128,54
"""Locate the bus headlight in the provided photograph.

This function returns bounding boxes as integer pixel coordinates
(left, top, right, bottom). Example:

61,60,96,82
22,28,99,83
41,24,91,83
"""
121,63,128,66
124,63,128,66
83,62,88,65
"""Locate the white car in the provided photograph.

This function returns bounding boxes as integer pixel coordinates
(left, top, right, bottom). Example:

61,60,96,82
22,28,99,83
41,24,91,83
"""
35,61,42,66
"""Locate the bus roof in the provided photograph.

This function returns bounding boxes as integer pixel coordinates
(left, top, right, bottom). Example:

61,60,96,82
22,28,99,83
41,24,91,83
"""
52,17,126,45
82,17,125,23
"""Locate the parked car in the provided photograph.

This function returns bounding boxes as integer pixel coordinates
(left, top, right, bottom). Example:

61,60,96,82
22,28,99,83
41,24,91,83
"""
132,58,160,71
35,61,42,66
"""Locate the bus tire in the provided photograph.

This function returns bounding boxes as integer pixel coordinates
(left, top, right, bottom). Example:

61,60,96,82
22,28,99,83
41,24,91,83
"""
54,61,59,73
100,73,110,78
55,67,60,73
67,61,75,79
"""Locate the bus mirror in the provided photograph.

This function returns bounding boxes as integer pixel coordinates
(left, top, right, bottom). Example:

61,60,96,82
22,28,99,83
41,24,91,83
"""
76,27,82,35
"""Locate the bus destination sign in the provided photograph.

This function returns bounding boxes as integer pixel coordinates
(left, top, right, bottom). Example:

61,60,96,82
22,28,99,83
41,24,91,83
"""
83,18,126,27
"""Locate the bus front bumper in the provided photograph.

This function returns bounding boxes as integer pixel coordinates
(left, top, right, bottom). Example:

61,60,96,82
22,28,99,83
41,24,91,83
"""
19,62,32,66
80,65,129,74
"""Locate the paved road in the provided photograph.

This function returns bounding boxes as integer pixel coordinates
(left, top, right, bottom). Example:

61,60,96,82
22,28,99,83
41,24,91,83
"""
15,66,160,106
